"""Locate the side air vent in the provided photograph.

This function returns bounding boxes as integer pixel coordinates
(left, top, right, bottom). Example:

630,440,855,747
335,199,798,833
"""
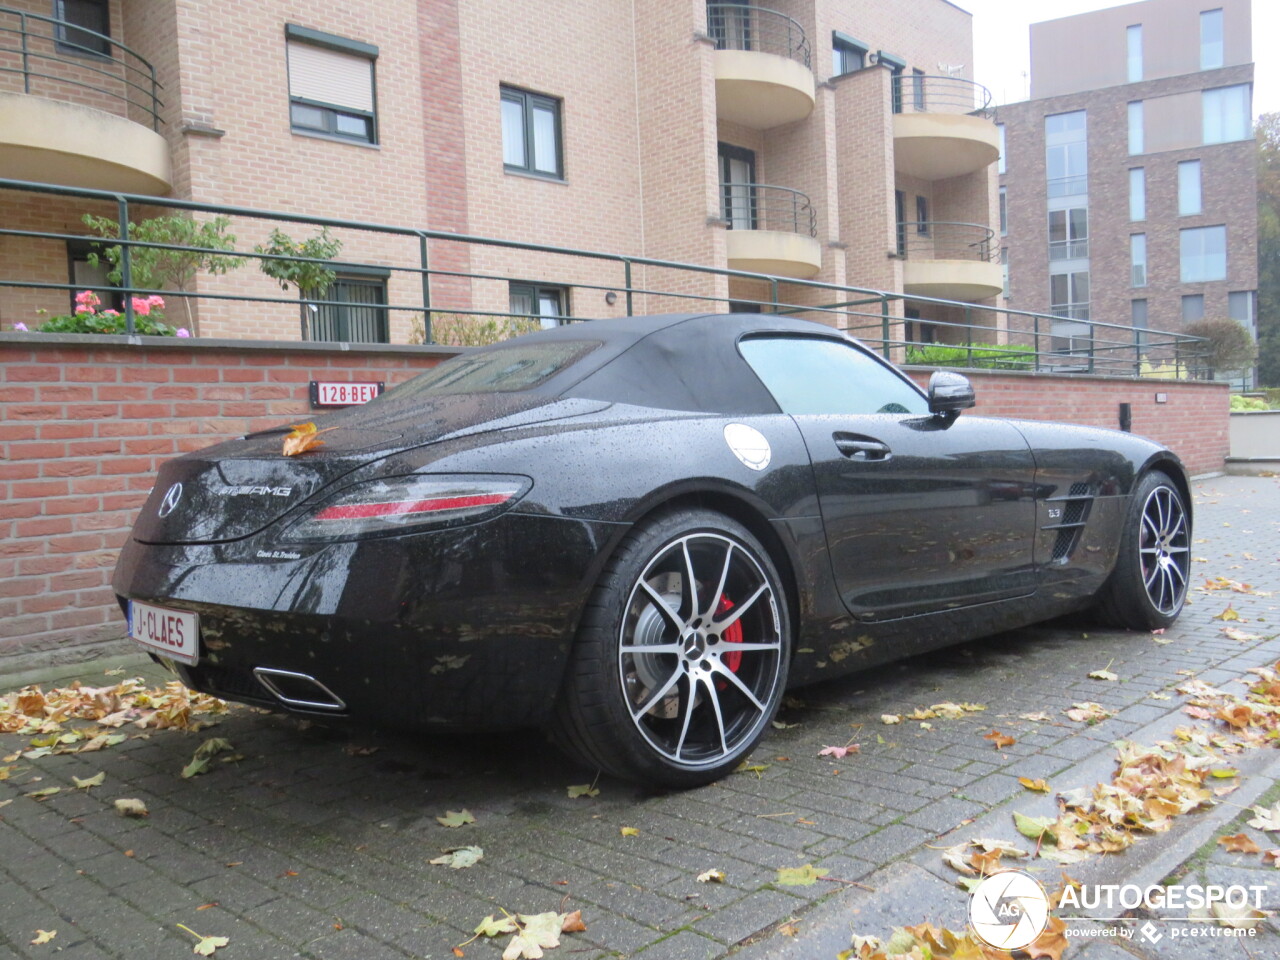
1043,482,1094,564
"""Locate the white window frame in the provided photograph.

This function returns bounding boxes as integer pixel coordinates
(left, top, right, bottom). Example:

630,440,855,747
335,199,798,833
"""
1129,167,1146,221
1178,160,1202,216
1127,25,1143,83
1203,84,1250,144
1131,233,1147,287
1201,8,1224,70
1180,225,1227,282
1128,101,1144,155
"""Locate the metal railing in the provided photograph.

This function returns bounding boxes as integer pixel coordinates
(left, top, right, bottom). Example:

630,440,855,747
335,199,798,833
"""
892,74,992,117
1049,238,1089,261
0,177,1210,380
898,221,995,262
0,6,162,130
706,3,810,68
722,183,817,237
1047,174,1088,199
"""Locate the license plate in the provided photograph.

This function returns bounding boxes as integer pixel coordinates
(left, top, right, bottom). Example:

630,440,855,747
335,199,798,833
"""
128,601,199,666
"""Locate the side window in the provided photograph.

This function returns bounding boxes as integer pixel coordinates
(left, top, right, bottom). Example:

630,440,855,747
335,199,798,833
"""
739,337,927,416
286,25,378,145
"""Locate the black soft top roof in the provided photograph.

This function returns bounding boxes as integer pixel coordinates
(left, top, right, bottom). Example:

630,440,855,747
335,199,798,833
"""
479,312,854,414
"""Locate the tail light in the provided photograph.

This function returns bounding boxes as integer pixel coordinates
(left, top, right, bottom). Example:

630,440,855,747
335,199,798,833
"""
284,474,531,540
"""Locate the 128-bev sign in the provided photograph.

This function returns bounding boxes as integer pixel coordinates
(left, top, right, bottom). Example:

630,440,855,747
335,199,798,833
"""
310,381,384,408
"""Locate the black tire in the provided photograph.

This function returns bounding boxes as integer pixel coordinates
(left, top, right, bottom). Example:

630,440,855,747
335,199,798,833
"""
550,509,790,788
1096,470,1191,630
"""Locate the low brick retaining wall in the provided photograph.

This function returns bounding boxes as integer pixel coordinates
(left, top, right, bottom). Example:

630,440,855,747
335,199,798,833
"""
0,334,1229,662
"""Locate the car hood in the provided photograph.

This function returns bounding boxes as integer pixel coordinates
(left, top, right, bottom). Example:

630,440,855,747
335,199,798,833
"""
131,393,607,544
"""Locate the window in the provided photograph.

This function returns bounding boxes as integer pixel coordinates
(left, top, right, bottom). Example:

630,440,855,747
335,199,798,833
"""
1129,168,1146,221
1001,247,1010,298
1127,25,1143,83
912,68,926,112
894,190,906,255
1132,299,1148,347
286,25,377,144
1180,225,1226,281
501,87,563,178
509,282,569,329
1049,208,1088,260
311,274,389,342
55,0,110,56
1229,290,1256,329
1181,294,1205,322
997,124,1006,174
879,52,907,113
1128,101,1144,155
916,195,929,234
1178,160,1202,215
999,187,1007,236
903,308,937,345
1050,271,1090,320
1045,111,1086,197
1131,233,1147,287
719,143,757,230
1203,85,1250,143
1201,9,1224,70
65,239,121,312
832,32,867,76
738,337,927,416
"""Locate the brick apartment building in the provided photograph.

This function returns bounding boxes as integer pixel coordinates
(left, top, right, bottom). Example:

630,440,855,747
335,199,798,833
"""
996,0,1257,370
0,0,1003,343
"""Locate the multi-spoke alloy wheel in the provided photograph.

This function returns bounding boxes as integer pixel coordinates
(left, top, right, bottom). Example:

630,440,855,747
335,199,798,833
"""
551,510,790,787
1137,483,1190,616
1097,471,1191,630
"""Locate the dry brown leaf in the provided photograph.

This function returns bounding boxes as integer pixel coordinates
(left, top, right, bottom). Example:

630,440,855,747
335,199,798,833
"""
1217,833,1260,854
1023,916,1068,960
281,422,337,457
982,730,1016,750
30,930,56,945
560,911,586,933
1018,777,1050,793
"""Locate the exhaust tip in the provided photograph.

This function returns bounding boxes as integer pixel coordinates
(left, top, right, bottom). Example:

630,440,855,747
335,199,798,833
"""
253,667,347,712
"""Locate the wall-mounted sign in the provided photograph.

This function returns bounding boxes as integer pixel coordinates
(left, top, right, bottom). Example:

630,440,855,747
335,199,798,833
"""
309,381,384,408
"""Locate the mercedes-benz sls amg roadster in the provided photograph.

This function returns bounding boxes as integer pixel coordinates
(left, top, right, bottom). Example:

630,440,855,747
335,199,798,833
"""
114,313,1191,786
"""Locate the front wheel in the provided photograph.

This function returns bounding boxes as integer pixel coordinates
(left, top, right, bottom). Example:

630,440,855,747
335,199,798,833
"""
551,509,790,788
1096,470,1191,630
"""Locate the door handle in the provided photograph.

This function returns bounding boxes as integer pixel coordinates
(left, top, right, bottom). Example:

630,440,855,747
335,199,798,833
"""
834,435,891,461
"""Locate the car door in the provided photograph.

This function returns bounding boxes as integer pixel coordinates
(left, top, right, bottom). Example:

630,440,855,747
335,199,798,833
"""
739,335,1038,621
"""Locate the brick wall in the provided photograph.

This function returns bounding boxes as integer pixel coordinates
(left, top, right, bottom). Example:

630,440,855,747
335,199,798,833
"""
0,334,456,660
904,366,1229,477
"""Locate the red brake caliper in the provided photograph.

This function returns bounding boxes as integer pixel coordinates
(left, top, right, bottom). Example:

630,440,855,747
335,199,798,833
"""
716,595,743,683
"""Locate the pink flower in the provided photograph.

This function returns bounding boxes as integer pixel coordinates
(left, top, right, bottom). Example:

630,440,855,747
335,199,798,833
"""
13,321,29,331
78,306,96,316
75,290,101,308
176,328,191,338
102,309,120,318
147,295,165,308
131,297,152,317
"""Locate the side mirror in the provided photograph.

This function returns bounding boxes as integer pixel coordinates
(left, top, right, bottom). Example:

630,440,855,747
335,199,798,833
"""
928,370,976,417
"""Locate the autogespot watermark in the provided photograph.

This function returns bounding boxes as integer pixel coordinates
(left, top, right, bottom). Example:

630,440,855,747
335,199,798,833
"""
967,871,1270,949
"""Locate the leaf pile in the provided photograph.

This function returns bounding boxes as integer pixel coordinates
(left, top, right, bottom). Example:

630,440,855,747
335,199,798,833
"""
880,702,986,725
0,678,230,760
839,919,1068,960
466,910,585,960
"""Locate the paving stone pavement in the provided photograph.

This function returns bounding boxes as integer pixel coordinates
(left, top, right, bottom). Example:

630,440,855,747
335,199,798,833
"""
1,474,1279,959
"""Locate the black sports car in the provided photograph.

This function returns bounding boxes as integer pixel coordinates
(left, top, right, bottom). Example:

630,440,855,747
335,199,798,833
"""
113,313,1191,786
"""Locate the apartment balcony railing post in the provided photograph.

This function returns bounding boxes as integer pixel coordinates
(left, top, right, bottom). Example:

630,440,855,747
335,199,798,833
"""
117,197,135,335
418,233,432,344
1033,314,1041,371
965,304,973,366
19,9,30,93
880,295,890,359
770,277,779,312
1087,332,1095,374
623,259,634,316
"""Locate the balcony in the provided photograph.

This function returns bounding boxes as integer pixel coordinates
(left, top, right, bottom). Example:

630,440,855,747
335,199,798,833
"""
723,182,821,278
892,76,998,181
0,7,171,194
899,221,1003,301
707,4,814,129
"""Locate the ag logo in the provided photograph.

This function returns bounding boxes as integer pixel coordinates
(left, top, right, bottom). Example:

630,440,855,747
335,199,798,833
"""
967,870,1050,951
157,482,184,518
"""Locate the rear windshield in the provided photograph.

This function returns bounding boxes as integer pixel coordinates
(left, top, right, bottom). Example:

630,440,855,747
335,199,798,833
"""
383,341,600,399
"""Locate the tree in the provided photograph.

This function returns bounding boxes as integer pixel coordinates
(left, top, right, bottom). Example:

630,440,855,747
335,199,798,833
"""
81,213,246,336
1183,317,1258,377
1257,113,1280,386
254,228,343,340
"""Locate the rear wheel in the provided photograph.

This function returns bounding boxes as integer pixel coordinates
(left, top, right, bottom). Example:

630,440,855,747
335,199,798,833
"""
551,509,789,788
1097,471,1191,630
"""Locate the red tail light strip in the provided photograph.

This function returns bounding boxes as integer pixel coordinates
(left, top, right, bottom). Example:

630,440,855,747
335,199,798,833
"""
314,492,512,522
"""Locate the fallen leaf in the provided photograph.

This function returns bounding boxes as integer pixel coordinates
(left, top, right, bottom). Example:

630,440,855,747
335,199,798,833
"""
25,787,60,801
1262,849,1280,867
282,422,337,457
474,914,520,937
566,783,599,798
1019,712,1053,722
734,762,769,776
502,912,565,960
775,864,827,886
777,922,800,937
1223,627,1261,642
429,846,484,869
1014,812,1056,840
1024,915,1068,960
72,772,105,789
1018,777,1050,793
880,714,902,725
983,730,1016,750
114,798,148,817
1065,702,1110,722
560,911,586,933
1217,833,1260,854
697,869,725,883
30,930,56,945
453,949,465,958
819,744,858,759
620,827,639,837
1247,802,1280,832
1214,604,1242,622
1088,668,1119,682
436,809,476,828
178,924,228,956
196,903,218,911
1211,901,1266,929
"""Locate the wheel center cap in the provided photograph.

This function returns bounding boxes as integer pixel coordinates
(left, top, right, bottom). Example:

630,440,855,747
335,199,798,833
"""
683,636,706,660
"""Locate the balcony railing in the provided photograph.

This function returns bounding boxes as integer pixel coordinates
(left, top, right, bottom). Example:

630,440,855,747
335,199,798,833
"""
706,3,810,69
722,183,817,237
892,74,992,117
1049,238,1089,261
0,5,162,129
897,221,995,261
1047,174,1088,199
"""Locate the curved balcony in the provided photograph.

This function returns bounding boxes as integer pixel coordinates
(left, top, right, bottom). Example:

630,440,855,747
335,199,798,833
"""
899,221,1002,301
708,4,815,129
723,183,821,278
892,76,998,181
0,7,170,194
